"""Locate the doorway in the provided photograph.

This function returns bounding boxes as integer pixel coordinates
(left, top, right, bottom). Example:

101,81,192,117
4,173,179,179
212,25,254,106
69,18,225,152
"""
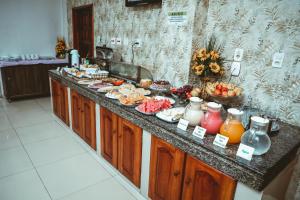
72,4,94,58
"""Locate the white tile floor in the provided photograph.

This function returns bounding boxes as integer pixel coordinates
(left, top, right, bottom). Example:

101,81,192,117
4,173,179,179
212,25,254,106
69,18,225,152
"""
0,97,136,200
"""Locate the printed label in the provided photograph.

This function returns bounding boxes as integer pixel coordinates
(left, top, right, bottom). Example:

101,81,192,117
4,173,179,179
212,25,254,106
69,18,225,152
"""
177,118,189,131
213,134,229,148
192,126,206,139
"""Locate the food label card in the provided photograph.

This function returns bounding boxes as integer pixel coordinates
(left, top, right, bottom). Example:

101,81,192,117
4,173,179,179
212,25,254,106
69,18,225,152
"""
213,134,229,148
236,143,255,161
192,126,206,139
177,119,189,131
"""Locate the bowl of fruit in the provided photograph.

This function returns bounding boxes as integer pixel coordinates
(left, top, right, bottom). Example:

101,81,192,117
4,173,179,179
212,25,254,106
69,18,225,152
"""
205,82,242,102
171,85,193,105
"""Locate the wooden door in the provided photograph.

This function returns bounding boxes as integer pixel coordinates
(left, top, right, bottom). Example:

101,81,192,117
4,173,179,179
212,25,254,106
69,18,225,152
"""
149,136,185,200
71,90,82,137
72,4,94,58
51,79,60,117
59,84,69,126
182,155,236,200
82,96,96,150
118,117,142,187
100,107,118,168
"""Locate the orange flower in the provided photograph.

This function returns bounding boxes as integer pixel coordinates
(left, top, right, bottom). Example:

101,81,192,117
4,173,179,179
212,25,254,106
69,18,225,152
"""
209,62,221,73
192,51,198,61
196,48,209,61
193,64,205,75
210,50,219,60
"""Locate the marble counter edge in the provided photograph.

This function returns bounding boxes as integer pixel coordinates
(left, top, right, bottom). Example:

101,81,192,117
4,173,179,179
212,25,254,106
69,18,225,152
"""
48,70,300,191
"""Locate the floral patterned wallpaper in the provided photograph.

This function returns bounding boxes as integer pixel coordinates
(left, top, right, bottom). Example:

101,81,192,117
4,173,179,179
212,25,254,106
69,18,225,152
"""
190,0,300,128
67,0,197,87
67,0,299,127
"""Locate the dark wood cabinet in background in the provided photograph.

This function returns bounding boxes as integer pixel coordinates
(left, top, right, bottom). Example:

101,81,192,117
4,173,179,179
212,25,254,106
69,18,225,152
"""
149,135,185,200
51,79,69,126
2,63,66,101
149,136,236,200
100,107,142,187
51,79,60,117
71,90,96,150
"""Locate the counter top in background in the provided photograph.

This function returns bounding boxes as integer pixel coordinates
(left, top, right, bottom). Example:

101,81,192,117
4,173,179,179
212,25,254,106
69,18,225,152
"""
0,58,68,68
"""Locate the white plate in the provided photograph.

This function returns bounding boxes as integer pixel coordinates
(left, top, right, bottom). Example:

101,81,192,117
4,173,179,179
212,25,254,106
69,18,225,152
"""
154,96,175,104
88,83,112,89
156,107,185,123
97,86,119,93
135,106,157,115
105,92,120,100
78,80,101,85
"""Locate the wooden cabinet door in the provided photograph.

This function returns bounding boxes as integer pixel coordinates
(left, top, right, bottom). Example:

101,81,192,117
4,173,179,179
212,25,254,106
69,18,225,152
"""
82,96,96,150
182,155,236,200
51,79,60,117
118,117,142,187
100,107,118,168
59,84,69,126
149,136,185,200
1,67,14,98
71,90,82,137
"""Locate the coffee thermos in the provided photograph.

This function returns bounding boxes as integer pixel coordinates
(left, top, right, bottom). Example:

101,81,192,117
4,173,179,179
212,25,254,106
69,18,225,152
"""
70,49,80,68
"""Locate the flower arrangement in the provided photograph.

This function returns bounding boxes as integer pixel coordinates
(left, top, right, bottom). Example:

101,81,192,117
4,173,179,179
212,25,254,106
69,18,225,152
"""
191,37,225,77
55,37,66,59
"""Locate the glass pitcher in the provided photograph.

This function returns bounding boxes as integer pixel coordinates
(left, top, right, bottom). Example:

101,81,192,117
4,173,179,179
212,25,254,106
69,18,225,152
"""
200,102,223,134
241,116,271,155
183,97,204,126
220,108,245,144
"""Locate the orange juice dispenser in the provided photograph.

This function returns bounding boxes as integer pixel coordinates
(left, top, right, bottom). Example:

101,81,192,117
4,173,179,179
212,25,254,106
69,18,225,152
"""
220,108,245,144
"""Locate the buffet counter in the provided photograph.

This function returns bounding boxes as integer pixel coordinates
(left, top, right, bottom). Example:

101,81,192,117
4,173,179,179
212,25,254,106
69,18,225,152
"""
49,69,300,197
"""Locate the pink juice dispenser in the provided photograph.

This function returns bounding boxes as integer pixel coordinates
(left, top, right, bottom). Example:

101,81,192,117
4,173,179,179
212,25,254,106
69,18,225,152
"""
200,102,223,135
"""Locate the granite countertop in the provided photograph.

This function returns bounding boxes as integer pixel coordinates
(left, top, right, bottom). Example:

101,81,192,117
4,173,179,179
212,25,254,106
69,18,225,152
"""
0,58,68,68
49,70,300,191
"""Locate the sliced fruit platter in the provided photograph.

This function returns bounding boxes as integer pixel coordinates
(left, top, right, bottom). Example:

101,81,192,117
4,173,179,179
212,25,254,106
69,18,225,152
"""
135,97,173,115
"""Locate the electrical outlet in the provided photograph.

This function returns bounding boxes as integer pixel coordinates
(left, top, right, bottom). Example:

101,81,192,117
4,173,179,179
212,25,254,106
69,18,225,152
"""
231,62,241,76
272,52,284,68
134,39,142,48
234,48,244,61
110,38,116,45
116,38,122,45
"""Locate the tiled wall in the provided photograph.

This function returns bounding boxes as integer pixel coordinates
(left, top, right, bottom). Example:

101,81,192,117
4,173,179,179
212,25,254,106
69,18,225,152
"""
67,0,300,127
